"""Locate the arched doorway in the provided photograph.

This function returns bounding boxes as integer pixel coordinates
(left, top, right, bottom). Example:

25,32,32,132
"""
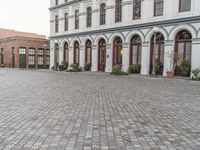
98,39,106,72
113,37,123,66
130,35,142,73
54,43,59,67
63,42,69,69
150,33,164,75
85,40,92,71
63,42,69,62
74,41,80,66
174,30,192,76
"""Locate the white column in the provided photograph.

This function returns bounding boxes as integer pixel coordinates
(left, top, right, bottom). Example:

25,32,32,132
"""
122,43,129,72
68,47,73,67
191,39,200,71
105,44,112,73
79,46,85,70
50,40,55,69
141,42,150,75
163,40,173,76
91,45,98,72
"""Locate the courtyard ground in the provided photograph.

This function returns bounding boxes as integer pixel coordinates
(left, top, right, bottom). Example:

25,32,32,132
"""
0,69,200,150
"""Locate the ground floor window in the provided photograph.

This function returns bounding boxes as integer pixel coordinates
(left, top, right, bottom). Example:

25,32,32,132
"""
130,35,142,65
98,39,106,72
113,37,123,66
46,49,50,66
74,41,80,65
150,32,165,75
175,30,192,76
38,49,44,66
63,42,69,62
28,48,35,65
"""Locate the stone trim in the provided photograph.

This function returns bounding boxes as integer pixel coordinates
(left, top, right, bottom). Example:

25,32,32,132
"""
50,16,200,39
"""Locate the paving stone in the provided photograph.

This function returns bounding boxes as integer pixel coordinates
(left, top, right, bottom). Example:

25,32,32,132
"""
0,69,200,150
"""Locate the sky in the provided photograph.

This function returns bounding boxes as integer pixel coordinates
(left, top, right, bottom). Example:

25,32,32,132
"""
0,0,50,37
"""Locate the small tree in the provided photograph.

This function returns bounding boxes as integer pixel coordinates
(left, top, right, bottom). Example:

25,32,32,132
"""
166,51,180,78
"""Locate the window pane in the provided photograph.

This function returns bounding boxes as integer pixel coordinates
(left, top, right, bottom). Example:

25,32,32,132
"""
133,0,141,19
179,0,191,12
154,0,164,16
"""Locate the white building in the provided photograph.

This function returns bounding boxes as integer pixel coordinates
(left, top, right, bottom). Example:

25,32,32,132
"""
49,0,200,76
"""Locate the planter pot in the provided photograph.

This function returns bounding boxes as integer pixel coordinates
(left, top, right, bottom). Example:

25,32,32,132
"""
166,71,174,78
59,65,64,71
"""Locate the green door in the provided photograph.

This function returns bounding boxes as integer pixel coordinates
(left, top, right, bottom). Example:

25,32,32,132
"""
19,48,26,68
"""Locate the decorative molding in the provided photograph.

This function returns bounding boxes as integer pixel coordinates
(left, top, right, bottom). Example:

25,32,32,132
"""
106,5,114,10
122,1,132,6
50,16,200,40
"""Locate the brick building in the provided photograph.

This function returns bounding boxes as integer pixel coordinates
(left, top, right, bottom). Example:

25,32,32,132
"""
0,28,50,69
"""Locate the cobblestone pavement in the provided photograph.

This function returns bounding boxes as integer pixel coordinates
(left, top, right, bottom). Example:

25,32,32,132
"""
0,69,200,150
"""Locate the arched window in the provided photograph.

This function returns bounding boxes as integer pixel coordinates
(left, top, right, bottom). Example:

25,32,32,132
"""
100,3,106,25
113,37,123,65
98,39,106,71
150,33,164,75
130,35,142,65
154,0,164,16
133,0,141,19
54,43,59,66
75,10,79,29
115,0,122,22
55,15,59,33
175,30,192,67
85,40,92,65
74,41,80,65
86,7,92,27
63,42,69,62
179,0,191,12
64,13,68,31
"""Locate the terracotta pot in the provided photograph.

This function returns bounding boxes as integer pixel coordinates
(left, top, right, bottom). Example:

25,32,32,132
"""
166,71,174,78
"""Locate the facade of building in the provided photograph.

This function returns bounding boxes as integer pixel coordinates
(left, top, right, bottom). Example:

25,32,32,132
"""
0,29,50,69
49,0,200,76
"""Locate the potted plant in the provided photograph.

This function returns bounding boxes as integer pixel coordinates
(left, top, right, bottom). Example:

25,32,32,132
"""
129,64,141,74
178,59,190,76
62,60,68,70
192,68,200,81
166,52,179,78
111,65,128,75
84,63,91,71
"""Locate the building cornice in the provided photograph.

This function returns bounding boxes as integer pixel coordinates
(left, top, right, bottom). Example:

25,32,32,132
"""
49,0,83,11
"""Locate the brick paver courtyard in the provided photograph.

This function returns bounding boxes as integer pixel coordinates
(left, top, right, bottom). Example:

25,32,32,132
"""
0,69,200,150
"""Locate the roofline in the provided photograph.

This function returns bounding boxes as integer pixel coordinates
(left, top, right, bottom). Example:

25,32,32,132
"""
49,0,83,11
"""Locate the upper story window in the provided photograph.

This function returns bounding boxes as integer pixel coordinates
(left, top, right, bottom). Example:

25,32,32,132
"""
64,13,68,31
75,10,79,29
100,3,106,25
154,0,164,16
115,0,122,22
55,15,59,33
55,0,58,5
133,0,141,20
86,7,92,27
179,0,191,12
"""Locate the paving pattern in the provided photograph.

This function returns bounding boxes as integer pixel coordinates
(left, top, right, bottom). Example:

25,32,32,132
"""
0,69,200,150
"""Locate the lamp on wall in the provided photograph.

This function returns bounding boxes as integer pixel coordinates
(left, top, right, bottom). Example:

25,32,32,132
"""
152,27,159,76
